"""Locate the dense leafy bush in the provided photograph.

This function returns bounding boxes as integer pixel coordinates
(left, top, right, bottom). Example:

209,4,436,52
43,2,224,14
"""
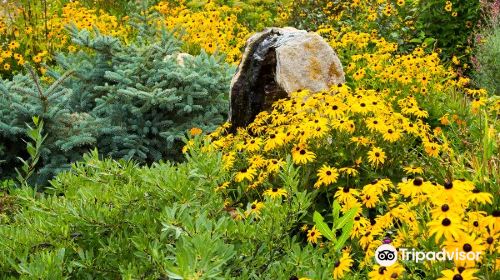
0,26,233,184
416,0,481,70
473,24,500,95
0,148,329,279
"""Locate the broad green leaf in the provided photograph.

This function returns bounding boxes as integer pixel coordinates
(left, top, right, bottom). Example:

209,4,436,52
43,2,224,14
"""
332,200,341,221
335,207,358,230
313,211,335,241
334,219,354,252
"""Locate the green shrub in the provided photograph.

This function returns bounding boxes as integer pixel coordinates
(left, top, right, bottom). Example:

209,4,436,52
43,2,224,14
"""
473,24,500,95
0,26,233,184
416,0,481,68
0,146,339,279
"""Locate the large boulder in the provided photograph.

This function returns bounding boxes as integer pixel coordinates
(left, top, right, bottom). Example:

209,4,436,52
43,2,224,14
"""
229,27,345,132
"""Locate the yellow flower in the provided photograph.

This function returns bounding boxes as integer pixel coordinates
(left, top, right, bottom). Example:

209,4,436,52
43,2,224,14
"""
367,147,386,167
428,216,465,241
291,144,316,165
333,251,353,279
189,127,202,136
307,226,322,244
314,165,339,188
438,268,478,280
234,167,257,183
245,200,265,217
263,187,287,199
403,166,423,175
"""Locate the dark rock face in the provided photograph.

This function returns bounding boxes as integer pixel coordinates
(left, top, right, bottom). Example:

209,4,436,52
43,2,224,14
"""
228,27,345,132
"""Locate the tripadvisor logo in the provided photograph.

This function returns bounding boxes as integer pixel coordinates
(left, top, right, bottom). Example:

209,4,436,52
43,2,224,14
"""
374,244,482,266
375,244,398,266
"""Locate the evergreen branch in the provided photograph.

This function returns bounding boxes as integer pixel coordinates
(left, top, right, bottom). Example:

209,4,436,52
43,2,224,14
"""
45,70,75,97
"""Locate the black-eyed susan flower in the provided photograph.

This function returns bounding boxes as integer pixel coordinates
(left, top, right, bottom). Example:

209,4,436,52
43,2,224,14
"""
403,165,423,175
263,187,287,199
382,127,401,142
307,226,322,244
234,167,257,183
397,177,435,198
339,167,359,177
292,144,316,165
437,267,478,280
424,141,440,157
368,263,405,280
245,200,265,217
444,233,485,267
367,147,386,166
428,216,465,241
266,158,283,173
332,251,353,279
264,131,285,151
335,186,360,203
314,165,339,188
468,189,493,205
246,138,263,152
430,203,462,220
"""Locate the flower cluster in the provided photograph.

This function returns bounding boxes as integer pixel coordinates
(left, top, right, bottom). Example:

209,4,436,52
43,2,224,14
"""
0,1,130,74
183,28,499,279
153,1,249,64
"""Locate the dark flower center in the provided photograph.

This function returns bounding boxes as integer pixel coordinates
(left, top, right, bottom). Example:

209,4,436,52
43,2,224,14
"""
360,103,366,107
442,218,451,226
272,188,278,192
334,261,341,268
463,243,472,252
492,210,500,217
375,152,380,157
413,177,423,186
453,274,463,280
300,149,306,155
444,181,453,189
354,216,361,221
391,273,398,278
487,237,494,244
387,129,393,134
472,189,480,193
343,186,350,193
251,204,257,209
310,231,315,236
270,134,276,139
378,267,387,275
441,204,449,212
326,171,332,176
473,221,479,227
332,105,338,110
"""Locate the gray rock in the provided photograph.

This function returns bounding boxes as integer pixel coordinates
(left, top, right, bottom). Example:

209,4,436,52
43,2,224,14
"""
229,27,345,132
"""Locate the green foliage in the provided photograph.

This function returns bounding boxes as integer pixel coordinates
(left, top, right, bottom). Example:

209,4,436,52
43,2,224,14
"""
473,24,500,95
0,66,76,184
0,26,234,184
0,145,341,279
313,201,357,252
416,0,481,67
15,116,47,187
